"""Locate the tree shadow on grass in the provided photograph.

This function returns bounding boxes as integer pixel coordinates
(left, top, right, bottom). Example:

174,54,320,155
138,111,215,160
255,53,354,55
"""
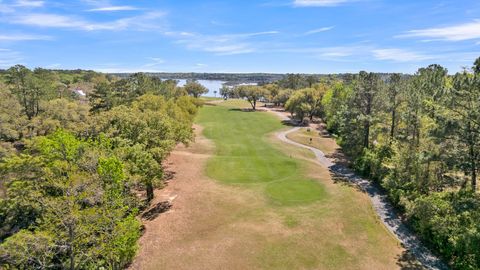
228,108,257,112
141,201,172,221
281,119,299,127
396,250,424,270
314,122,334,138
163,170,176,182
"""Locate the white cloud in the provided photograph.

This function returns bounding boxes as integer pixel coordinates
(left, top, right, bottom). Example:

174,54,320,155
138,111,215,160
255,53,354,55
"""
372,48,432,62
46,63,61,68
9,11,166,31
205,44,254,55
196,63,207,67
143,57,165,67
0,48,24,68
399,20,480,41
293,0,353,7
93,67,165,73
0,0,43,13
175,31,279,55
0,33,51,41
87,5,139,12
279,46,362,59
11,13,89,28
304,26,334,35
14,0,44,7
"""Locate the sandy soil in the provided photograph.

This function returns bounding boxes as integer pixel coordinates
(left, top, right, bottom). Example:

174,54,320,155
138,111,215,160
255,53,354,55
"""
129,125,284,270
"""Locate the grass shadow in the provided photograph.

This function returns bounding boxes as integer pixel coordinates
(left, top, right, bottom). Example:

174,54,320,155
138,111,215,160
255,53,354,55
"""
314,122,334,138
281,119,299,127
396,250,424,270
141,201,172,221
163,170,176,182
228,108,256,112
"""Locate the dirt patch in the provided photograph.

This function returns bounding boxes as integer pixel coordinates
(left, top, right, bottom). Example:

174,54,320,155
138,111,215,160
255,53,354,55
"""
129,125,283,270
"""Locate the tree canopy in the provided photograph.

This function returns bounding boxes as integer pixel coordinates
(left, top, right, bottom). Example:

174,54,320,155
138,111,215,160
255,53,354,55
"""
0,67,201,269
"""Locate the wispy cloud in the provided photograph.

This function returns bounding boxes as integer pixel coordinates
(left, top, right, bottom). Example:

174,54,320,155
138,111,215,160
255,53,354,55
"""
8,11,166,31
93,66,165,73
14,0,44,7
87,5,140,12
46,63,61,68
293,0,355,7
304,26,334,35
143,57,165,67
0,33,51,41
398,20,480,41
174,31,279,55
279,45,363,59
372,48,432,62
0,48,24,68
0,0,44,13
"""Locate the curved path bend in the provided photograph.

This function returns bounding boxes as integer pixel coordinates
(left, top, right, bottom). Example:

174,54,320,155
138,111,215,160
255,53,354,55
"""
271,110,448,270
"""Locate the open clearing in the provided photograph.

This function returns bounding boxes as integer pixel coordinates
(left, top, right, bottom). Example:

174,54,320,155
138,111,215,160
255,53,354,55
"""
286,127,339,156
130,100,418,270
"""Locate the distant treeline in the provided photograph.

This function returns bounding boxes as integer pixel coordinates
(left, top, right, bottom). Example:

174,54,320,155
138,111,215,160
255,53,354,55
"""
0,68,403,86
107,72,400,85
108,72,284,84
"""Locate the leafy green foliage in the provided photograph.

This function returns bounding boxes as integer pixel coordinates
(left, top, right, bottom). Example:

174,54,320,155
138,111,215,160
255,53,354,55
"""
183,79,208,98
0,130,140,269
285,84,327,122
321,58,480,269
0,67,200,269
233,85,267,110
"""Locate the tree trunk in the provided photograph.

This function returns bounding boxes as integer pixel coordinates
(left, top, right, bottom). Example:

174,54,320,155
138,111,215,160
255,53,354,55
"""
468,122,477,191
364,121,370,149
252,99,256,110
390,109,396,141
146,181,154,201
68,225,75,270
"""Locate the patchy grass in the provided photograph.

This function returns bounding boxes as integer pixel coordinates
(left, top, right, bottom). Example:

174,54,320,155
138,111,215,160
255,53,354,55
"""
132,102,413,270
217,98,265,109
200,96,223,100
286,127,339,155
197,102,326,205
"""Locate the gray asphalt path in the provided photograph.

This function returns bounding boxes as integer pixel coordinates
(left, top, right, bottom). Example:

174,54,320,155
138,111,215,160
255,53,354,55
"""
270,109,448,270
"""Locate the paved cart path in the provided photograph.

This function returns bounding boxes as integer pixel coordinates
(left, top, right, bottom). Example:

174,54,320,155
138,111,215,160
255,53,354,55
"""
270,109,448,270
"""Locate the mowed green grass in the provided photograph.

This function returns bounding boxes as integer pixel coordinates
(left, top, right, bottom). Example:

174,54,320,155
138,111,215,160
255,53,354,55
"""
186,99,407,269
196,101,327,205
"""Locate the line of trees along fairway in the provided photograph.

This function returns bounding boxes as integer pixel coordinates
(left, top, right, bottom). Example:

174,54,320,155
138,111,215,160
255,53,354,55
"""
319,60,479,269
0,66,200,269
225,59,480,269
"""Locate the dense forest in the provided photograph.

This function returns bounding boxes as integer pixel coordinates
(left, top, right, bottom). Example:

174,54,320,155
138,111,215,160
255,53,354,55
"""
0,66,201,269
238,59,479,269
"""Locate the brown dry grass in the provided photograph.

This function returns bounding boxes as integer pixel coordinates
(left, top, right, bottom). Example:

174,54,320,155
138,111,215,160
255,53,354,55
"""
130,115,417,270
286,127,339,156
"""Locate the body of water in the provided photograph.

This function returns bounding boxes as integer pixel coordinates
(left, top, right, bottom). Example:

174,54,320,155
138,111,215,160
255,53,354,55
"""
172,79,258,97
175,79,225,97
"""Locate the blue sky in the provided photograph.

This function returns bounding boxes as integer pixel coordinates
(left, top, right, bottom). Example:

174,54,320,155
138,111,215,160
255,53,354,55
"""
1,0,480,74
